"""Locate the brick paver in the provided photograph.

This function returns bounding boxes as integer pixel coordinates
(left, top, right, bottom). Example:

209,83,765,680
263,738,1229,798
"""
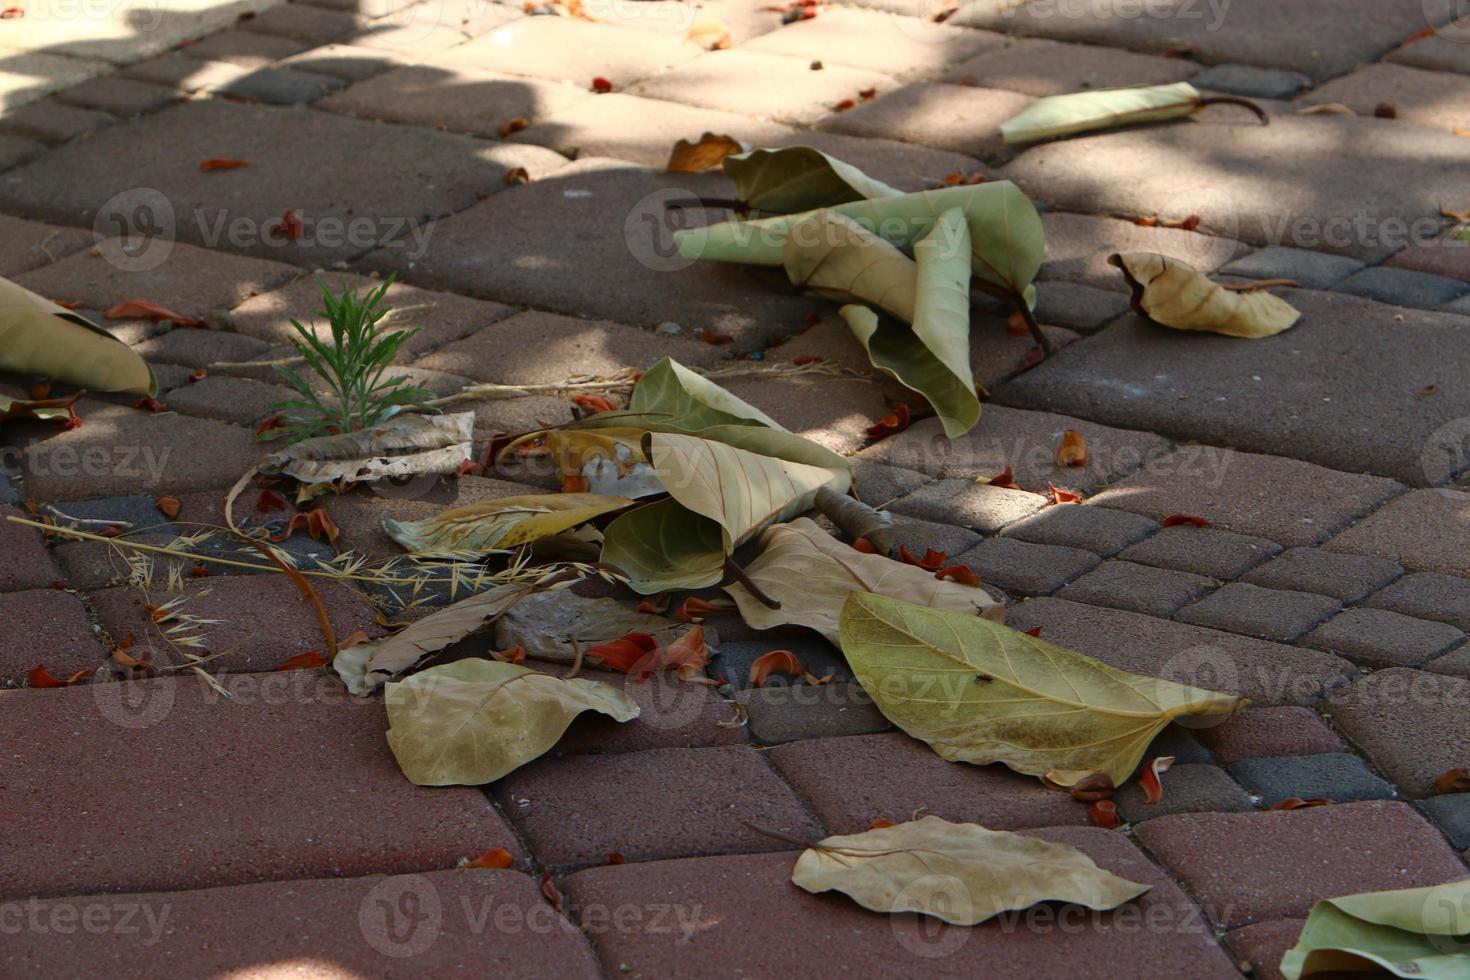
6,6,1470,973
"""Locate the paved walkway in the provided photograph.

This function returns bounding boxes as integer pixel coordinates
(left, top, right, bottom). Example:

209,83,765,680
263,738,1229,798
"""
3,0,1470,976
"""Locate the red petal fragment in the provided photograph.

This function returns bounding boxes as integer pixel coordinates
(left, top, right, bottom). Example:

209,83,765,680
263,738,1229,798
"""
255,413,287,436
540,871,564,907
503,167,532,185
153,496,181,520
190,564,213,577
1005,310,1030,336
636,595,672,615
131,396,167,413
934,565,981,586
585,632,661,675
1139,756,1175,805
1088,800,1121,829
104,300,202,326
463,847,515,869
274,209,305,241
1047,484,1082,505
255,489,289,512
986,465,1021,490
1433,768,1470,794
1161,514,1210,528
0,7,24,17
560,474,590,493
664,626,712,676
95,524,126,538
676,597,735,622
606,852,626,865
199,158,249,171
1023,626,1042,637
188,368,208,383
832,98,855,111
270,507,341,545
456,459,484,477
591,76,613,93
1271,797,1335,810
572,393,618,414
272,651,328,671
865,403,911,439
857,87,877,100
898,544,946,571
791,354,823,366
29,664,93,688
491,645,527,665
697,330,735,345
1055,429,1088,468
749,649,805,687
868,818,896,829
500,116,530,137
851,537,877,554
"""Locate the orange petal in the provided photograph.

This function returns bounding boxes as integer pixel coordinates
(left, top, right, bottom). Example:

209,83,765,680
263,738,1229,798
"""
586,632,661,675
1433,768,1470,794
852,537,877,554
934,565,981,586
29,664,93,688
199,158,249,171
1054,429,1088,468
665,627,711,673
606,851,626,864
868,818,896,829
491,645,527,665
104,300,202,326
1139,756,1175,804
153,496,181,520
748,650,805,688
1088,800,1121,829
572,393,618,414
463,846,515,869
1046,484,1082,505
1271,797,1334,810
272,651,328,671
500,116,530,137
987,465,1021,490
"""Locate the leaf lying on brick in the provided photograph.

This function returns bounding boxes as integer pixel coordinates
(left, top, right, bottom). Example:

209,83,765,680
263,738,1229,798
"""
1280,879,1470,979
0,277,156,396
1110,252,1301,339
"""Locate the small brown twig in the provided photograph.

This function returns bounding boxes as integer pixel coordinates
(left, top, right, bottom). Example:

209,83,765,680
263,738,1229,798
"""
1197,95,1269,125
1220,278,1299,292
236,533,338,661
1014,301,1056,356
725,557,780,609
663,197,749,214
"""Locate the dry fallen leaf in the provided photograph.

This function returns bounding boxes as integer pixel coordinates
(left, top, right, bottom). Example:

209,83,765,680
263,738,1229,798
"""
262,412,475,485
791,816,1151,924
383,492,632,556
385,659,639,785
270,507,340,545
666,132,745,173
1110,252,1300,338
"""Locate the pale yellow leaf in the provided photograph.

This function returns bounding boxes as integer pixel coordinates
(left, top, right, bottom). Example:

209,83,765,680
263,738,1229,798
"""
1282,879,1470,979
1001,82,1202,145
1110,251,1301,339
782,210,918,320
383,492,635,556
0,276,155,395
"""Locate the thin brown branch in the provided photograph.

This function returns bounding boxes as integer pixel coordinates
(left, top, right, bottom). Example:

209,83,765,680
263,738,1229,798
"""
725,557,780,609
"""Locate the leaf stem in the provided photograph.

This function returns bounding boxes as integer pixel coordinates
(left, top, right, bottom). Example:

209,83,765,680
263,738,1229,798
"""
1014,301,1055,356
1196,96,1269,125
725,557,781,609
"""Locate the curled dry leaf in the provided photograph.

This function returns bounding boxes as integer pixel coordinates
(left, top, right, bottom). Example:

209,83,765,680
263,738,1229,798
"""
722,146,902,213
262,412,474,484
385,659,638,785
1280,879,1470,980
0,277,156,395
791,816,1150,925
813,485,897,556
839,592,1245,786
269,507,340,545
383,492,634,556
1001,82,1251,145
749,649,805,687
1110,252,1301,339
1069,772,1115,803
461,847,515,870
725,518,1003,645
0,393,81,430
666,132,745,173
1055,429,1088,468
104,300,202,325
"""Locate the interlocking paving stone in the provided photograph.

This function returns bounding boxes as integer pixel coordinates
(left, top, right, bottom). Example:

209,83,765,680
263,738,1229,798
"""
1147,723,1213,765
817,82,1031,158
4,399,261,500
15,238,299,322
1327,490,1470,575
1031,280,1131,332
887,514,984,559
1218,245,1364,289
1366,572,1470,631
211,64,348,104
1005,598,1354,706
850,459,929,506
953,537,1099,594
132,327,274,368
738,683,893,744
0,52,111,111
1327,668,1470,797
745,8,998,79
2,871,601,978
1,677,523,897
120,53,254,92
1226,919,1309,980
88,575,380,673
0,100,117,143
135,374,293,425
1428,645,1470,680
1,589,108,685
952,0,1434,82
493,745,822,866
1002,115,1469,261
0,133,45,171
1118,526,1281,580
51,75,180,116
721,375,892,455
1304,607,1465,670
1088,449,1402,548
857,404,1171,493
1174,583,1341,643
248,2,362,43
317,64,594,139
507,93,792,169
1387,231,1470,283
180,29,309,67
1036,211,1247,291
1113,764,1253,823
997,291,1470,485
1231,752,1398,805
1336,265,1469,309
1191,64,1309,99
1057,560,1217,618
629,49,893,126
439,17,699,87
360,157,825,349
1197,707,1348,764
1298,63,1470,132
1002,504,1158,556
0,214,91,277
887,478,1046,534
0,505,61,593
1134,801,1469,928
945,36,1196,96
0,100,568,267
1242,547,1402,602
768,732,1088,832
563,834,1241,979
277,42,406,81
1418,796,1470,851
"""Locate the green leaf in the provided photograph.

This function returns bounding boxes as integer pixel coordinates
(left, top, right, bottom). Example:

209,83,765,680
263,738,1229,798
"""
625,357,780,430
840,206,980,437
675,181,1044,301
838,592,1246,785
599,497,729,594
1001,82,1203,145
385,660,639,785
724,146,902,213
382,492,636,556
783,211,918,320
0,277,156,395
1281,879,1470,979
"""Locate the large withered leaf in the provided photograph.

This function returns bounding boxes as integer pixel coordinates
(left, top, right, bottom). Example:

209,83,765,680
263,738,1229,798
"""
0,276,156,395
724,518,1002,644
782,210,918,319
385,660,638,785
724,146,902,213
1110,252,1301,338
1281,879,1470,979
791,816,1151,925
839,592,1245,785
1001,82,1203,144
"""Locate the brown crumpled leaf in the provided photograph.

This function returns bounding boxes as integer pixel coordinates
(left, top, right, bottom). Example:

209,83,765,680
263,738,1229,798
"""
667,132,746,173
1110,252,1301,339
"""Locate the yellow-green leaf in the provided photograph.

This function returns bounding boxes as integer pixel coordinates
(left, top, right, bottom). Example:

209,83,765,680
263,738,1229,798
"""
382,492,635,556
1281,879,1470,979
791,816,1151,925
838,592,1246,785
626,357,779,430
725,145,902,213
1110,252,1301,338
782,210,917,319
0,276,155,395
724,518,1003,644
385,660,639,785
599,497,728,594
1001,82,1202,145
